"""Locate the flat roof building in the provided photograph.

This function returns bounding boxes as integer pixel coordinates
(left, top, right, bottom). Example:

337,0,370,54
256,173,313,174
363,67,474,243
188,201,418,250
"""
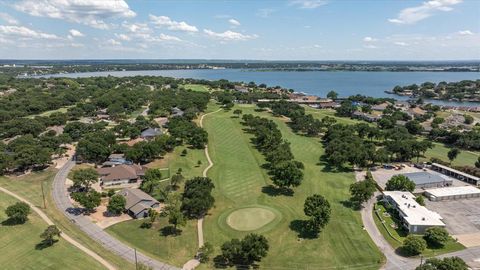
431,163,479,186
402,172,453,190
425,186,480,201
383,191,445,234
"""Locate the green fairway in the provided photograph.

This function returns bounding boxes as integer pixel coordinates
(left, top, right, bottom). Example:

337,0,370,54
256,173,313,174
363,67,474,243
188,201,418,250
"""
202,103,384,269
106,217,198,267
182,84,211,92
26,106,74,119
423,142,479,166
0,192,105,270
0,170,135,270
304,106,368,125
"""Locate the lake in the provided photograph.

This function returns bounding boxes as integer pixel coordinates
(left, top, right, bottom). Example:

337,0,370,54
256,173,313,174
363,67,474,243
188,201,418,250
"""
42,69,480,106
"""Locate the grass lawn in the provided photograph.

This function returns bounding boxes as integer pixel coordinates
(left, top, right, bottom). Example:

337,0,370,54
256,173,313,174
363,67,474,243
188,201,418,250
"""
26,106,74,119
422,142,479,166
0,191,105,269
106,217,198,267
201,103,384,269
304,106,369,125
373,203,464,257
182,84,211,93
0,169,135,270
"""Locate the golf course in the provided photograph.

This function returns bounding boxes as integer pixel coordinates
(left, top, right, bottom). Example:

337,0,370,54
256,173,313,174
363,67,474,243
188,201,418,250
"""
201,103,384,269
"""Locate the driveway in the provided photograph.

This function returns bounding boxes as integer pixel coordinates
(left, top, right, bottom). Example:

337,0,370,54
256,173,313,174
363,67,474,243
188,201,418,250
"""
52,160,179,270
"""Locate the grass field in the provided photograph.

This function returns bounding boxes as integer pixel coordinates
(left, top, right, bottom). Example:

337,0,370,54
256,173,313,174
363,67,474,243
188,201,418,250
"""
422,142,479,166
106,217,198,267
182,84,211,93
304,106,368,125
0,190,105,269
226,206,277,231
26,106,74,119
0,169,135,270
201,103,384,269
373,203,464,257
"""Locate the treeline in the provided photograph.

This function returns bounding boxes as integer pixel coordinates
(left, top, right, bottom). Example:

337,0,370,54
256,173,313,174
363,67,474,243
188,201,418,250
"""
242,114,304,191
392,80,480,100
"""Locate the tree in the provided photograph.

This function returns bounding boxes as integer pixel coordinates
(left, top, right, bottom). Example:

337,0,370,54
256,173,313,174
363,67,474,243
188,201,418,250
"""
40,225,61,246
198,242,213,263
327,90,338,100
416,257,467,270
71,168,99,191
5,202,31,224
181,149,187,156
402,235,426,256
405,120,423,135
350,178,376,207
140,168,162,194
447,148,460,164
197,160,202,167
233,109,243,117
71,190,101,213
170,173,184,189
107,194,126,215
464,114,474,125
385,175,415,192
423,227,450,247
181,177,215,218
168,207,186,235
415,195,425,206
270,160,304,190
475,157,480,169
304,194,331,232
219,234,269,267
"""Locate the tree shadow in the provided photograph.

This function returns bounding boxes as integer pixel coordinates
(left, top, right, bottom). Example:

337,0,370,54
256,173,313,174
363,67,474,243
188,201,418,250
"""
289,220,318,239
35,239,58,250
340,199,361,211
159,225,182,237
213,255,228,269
261,185,294,197
1,218,26,226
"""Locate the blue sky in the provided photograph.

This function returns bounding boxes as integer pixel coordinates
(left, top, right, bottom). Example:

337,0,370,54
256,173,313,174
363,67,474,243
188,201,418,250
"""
0,0,478,60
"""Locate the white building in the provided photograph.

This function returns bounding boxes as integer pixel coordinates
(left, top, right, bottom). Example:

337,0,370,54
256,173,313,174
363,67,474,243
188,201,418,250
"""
425,186,480,201
383,191,445,234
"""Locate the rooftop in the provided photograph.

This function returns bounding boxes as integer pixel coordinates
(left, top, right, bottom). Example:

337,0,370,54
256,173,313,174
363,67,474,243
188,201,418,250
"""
119,188,159,210
432,163,480,181
402,172,450,185
384,191,445,227
425,186,480,198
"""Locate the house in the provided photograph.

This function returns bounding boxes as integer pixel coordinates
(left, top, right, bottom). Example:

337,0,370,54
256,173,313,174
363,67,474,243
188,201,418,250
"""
407,107,427,118
97,164,146,188
383,191,445,234
371,102,391,111
154,117,169,127
352,111,381,122
140,128,162,140
102,153,131,167
234,85,249,93
119,188,160,218
171,107,184,117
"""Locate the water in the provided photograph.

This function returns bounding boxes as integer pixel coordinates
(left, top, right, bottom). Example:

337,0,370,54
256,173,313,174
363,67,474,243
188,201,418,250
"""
41,69,480,107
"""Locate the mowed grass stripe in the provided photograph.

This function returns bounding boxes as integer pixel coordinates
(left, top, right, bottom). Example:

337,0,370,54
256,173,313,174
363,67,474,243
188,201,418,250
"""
204,110,265,203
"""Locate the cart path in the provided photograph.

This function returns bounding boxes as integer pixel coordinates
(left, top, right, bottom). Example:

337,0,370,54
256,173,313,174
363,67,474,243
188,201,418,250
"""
183,108,222,270
0,186,116,270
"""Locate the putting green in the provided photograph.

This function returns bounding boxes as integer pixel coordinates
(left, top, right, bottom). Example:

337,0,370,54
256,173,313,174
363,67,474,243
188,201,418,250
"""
226,207,276,231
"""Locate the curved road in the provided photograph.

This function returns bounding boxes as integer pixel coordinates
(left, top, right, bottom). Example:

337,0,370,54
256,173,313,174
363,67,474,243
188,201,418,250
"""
52,160,179,270
357,172,480,269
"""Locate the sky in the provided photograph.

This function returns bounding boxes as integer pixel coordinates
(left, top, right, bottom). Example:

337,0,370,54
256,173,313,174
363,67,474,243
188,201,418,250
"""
0,0,479,60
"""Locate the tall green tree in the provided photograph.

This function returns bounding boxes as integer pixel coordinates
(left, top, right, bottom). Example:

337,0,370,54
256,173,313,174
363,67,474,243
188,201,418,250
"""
219,234,269,267
181,177,215,218
107,194,126,215
350,178,376,207
5,202,31,224
304,194,331,232
71,190,101,213
40,225,61,246
71,168,99,191
385,175,415,192
447,148,460,164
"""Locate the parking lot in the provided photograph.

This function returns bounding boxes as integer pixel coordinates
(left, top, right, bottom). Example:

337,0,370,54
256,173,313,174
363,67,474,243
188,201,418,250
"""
371,164,467,192
426,198,480,235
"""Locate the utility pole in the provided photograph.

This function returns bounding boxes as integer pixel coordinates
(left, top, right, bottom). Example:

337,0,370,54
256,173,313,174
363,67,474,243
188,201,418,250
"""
41,180,46,209
134,248,138,270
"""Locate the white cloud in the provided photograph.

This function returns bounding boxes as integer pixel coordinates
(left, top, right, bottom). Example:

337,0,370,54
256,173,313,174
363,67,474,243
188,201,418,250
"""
157,33,182,42
364,44,378,49
458,30,473,35
13,0,136,29
115,33,131,41
394,41,409,46
228,19,241,26
0,25,59,39
203,29,258,41
122,22,150,33
0,13,19,25
363,36,377,42
69,29,84,37
149,15,198,32
106,39,121,46
289,0,327,9
388,0,462,24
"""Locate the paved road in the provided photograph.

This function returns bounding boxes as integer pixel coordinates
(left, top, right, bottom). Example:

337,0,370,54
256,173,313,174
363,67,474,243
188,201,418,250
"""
0,186,116,270
357,172,480,269
52,160,179,270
